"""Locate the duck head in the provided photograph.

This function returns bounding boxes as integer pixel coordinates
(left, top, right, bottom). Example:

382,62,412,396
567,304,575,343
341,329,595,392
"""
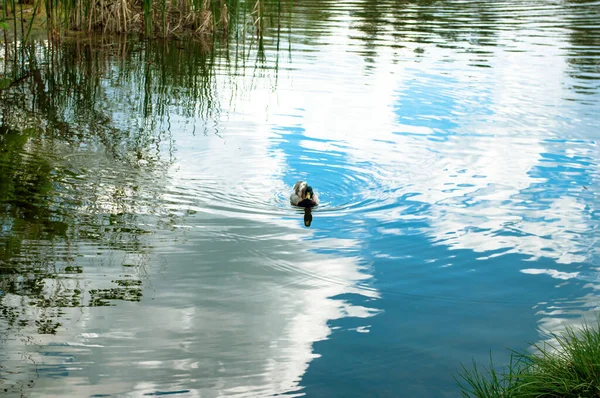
304,186,314,200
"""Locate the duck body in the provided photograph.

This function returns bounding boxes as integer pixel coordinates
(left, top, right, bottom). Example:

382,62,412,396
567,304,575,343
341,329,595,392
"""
290,180,319,207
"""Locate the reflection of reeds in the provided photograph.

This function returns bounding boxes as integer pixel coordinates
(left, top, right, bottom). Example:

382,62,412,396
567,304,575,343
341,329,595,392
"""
24,0,42,44
0,33,277,352
1,32,279,149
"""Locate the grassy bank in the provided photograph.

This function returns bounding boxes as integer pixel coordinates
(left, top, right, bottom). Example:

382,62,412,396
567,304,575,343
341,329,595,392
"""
457,319,600,397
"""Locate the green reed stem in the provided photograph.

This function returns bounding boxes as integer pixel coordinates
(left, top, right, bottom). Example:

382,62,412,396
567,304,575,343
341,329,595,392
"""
46,0,52,35
86,0,91,32
64,0,72,32
161,0,166,37
19,0,24,40
25,0,42,44
1,0,7,48
143,0,151,36
11,0,17,67
11,0,17,37
212,0,217,33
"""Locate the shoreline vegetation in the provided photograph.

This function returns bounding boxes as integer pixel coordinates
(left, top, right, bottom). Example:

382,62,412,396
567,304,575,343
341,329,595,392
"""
0,0,285,43
457,319,600,397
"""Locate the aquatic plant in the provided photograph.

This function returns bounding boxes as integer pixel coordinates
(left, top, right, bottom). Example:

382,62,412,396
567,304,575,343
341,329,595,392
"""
0,0,287,39
457,319,600,397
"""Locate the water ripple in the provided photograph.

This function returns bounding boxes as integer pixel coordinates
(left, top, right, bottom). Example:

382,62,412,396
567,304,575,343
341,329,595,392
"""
2,0,600,396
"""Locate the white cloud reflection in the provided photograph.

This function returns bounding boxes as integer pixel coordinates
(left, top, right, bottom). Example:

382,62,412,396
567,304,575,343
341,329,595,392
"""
262,15,598,268
13,57,380,396
4,6,599,397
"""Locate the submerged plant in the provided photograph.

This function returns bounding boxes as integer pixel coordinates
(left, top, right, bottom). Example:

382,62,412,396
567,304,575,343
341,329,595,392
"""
457,318,600,397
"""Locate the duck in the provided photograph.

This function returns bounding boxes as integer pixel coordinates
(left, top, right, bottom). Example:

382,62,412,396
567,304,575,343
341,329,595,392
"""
290,180,319,208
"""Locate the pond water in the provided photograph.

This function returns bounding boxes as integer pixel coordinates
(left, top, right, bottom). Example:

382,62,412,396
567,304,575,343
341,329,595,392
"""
1,0,599,396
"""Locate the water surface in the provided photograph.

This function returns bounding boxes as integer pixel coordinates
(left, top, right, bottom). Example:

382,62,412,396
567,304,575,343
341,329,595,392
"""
1,0,599,396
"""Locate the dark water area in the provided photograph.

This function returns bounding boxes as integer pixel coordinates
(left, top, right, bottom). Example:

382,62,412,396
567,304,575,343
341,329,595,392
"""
1,0,599,396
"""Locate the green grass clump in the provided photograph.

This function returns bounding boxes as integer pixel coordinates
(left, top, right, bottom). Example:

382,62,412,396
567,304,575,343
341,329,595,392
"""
457,319,600,397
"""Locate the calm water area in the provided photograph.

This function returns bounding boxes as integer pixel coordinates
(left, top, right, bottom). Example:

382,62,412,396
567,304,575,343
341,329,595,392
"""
1,0,599,396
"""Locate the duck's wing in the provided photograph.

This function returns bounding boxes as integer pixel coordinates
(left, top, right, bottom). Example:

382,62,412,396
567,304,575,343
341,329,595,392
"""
291,181,307,205
290,192,302,205
293,180,305,192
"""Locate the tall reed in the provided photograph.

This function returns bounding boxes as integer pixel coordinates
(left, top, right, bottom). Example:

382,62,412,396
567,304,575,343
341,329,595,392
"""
0,0,286,39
